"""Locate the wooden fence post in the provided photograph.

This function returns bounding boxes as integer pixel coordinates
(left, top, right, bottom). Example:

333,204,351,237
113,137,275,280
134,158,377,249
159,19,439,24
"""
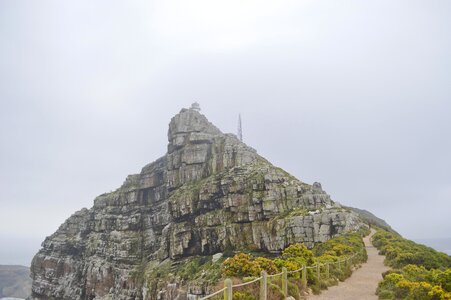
282,267,288,297
260,270,267,300
224,278,232,300
302,265,307,289
316,264,320,283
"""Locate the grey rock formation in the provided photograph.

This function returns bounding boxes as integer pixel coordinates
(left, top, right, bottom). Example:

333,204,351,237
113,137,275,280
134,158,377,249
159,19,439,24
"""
29,107,365,300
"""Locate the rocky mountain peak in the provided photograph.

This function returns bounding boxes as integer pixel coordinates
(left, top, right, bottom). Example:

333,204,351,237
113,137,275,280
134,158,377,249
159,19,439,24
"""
29,106,366,300
168,107,222,152
165,107,258,188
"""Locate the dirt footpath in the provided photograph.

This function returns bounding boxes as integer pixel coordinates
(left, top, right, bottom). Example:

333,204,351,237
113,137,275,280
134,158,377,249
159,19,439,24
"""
307,229,389,300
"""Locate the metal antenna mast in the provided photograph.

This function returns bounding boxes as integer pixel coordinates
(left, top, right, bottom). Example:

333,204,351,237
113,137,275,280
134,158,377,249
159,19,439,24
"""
237,114,243,142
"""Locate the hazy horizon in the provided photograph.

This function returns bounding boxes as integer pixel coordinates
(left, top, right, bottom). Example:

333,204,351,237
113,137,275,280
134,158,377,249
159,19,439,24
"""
1,0,450,266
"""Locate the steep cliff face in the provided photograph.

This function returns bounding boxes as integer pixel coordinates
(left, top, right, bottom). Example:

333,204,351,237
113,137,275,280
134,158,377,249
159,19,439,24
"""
30,107,365,300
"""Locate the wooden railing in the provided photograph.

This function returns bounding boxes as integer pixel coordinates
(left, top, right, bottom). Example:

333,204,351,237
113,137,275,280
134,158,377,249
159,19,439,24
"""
200,251,363,300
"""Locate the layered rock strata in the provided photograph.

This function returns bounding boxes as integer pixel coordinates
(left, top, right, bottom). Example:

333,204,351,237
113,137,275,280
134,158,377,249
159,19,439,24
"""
30,107,364,300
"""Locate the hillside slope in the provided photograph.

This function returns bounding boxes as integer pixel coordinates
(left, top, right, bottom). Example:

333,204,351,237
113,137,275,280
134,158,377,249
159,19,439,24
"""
345,206,396,233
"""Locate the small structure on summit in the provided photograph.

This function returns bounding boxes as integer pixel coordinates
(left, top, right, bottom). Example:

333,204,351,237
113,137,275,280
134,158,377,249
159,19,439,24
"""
190,102,201,111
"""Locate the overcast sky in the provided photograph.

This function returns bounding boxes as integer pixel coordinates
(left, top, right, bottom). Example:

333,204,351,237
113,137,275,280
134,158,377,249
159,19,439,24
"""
1,0,450,266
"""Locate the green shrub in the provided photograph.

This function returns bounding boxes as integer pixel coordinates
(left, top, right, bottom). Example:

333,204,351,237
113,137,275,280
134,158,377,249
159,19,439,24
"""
313,232,367,265
399,281,435,299
379,273,405,291
372,230,451,270
282,243,314,262
287,281,300,299
401,264,430,282
223,253,279,277
233,291,256,300
267,282,284,299
221,231,367,296
253,257,279,275
427,285,447,300
223,253,260,277
177,256,210,280
431,269,451,292
374,229,451,300
378,289,395,299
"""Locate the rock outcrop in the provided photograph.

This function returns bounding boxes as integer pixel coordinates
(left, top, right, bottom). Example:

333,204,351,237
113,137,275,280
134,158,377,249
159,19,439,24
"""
29,107,365,300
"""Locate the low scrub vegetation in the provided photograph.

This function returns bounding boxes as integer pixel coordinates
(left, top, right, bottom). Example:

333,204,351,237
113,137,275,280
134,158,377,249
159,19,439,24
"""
373,229,451,299
222,229,369,299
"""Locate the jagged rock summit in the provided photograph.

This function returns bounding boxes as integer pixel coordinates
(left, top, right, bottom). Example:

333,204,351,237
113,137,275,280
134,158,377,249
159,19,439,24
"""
30,106,365,300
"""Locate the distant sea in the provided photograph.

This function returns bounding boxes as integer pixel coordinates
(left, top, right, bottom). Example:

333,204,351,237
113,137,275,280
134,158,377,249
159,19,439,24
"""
414,238,451,255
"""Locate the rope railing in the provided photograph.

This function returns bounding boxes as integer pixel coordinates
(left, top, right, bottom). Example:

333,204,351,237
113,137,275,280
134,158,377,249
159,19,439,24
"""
200,287,227,300
286,268,302,274
232,276,262,288
199,248,365,300
266,272,283,278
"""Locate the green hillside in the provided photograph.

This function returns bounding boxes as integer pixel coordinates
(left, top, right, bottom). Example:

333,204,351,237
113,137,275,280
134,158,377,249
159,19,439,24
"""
373,230,451,299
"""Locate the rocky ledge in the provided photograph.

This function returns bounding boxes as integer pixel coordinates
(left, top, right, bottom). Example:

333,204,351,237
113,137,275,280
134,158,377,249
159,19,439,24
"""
29,106,365,300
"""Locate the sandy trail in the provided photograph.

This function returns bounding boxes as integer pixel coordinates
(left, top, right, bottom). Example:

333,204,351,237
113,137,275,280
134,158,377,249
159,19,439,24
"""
307,229,388,300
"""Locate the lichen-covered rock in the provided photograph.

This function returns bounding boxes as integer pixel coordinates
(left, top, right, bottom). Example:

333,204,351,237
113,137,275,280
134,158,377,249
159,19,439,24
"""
29,107,365,300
